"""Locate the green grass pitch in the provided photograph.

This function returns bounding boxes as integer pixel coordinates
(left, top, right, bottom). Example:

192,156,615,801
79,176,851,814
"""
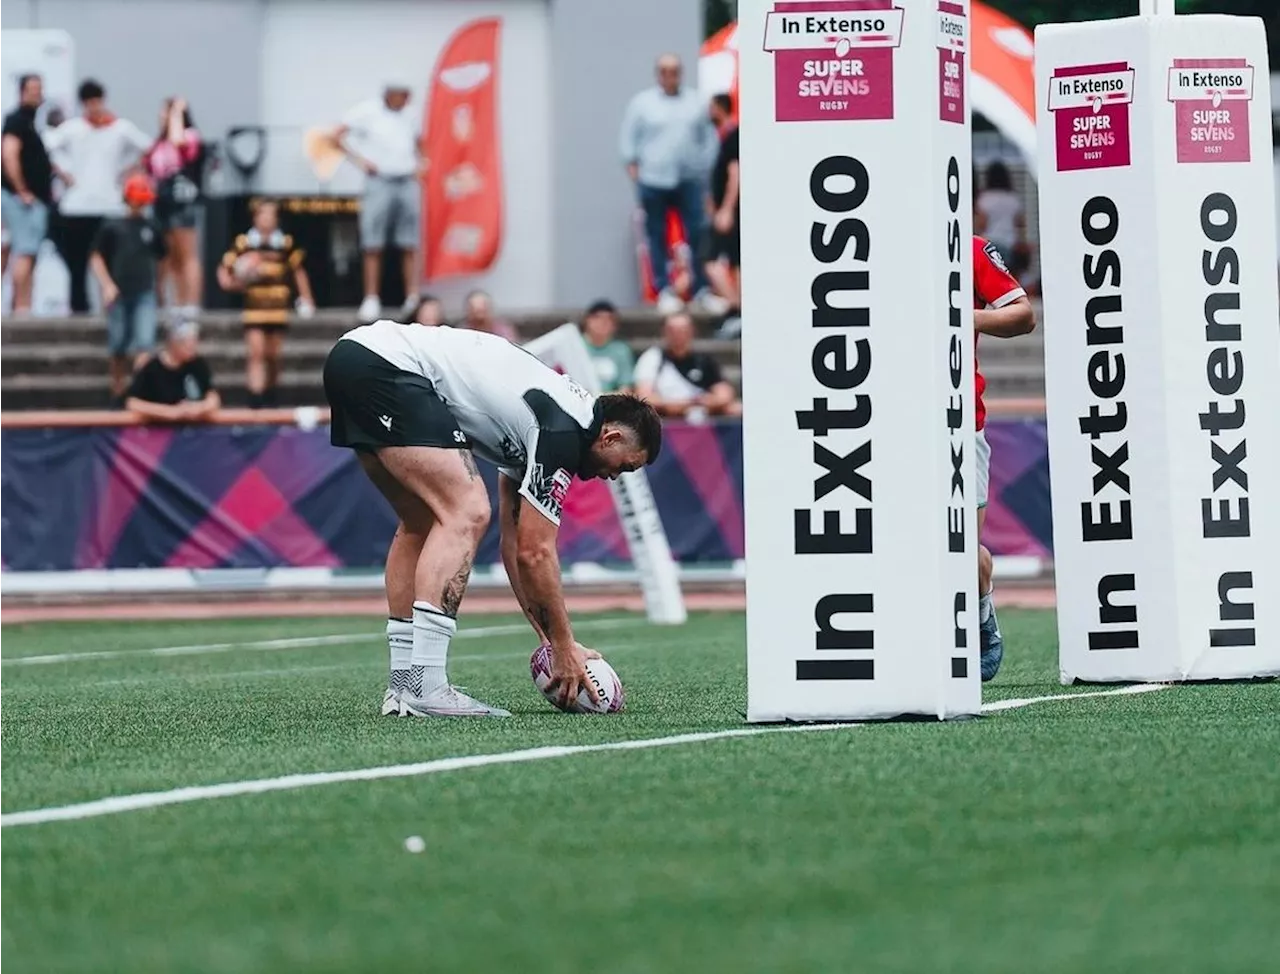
2,609,1277,973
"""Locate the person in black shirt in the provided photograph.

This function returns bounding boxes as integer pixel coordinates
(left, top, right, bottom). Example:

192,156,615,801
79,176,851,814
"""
126,319,220,423
90,174,167,399
633,311,740,420
1,74,55,313
703,93,741,336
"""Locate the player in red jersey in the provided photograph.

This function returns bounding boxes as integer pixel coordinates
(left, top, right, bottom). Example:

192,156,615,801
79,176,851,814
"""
972,236,1036,681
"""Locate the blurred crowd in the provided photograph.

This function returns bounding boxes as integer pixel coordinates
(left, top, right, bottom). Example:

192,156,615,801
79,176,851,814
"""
619,55,741,337
2,53,1036,424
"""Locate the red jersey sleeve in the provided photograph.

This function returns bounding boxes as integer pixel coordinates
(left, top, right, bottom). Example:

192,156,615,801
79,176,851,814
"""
973,236,1026,309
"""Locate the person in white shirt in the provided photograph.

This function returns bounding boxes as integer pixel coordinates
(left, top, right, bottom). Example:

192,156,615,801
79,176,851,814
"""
974,160,1027,273
619,55,719,314
323,321,663,718
43,79,150,313
332,83,427,323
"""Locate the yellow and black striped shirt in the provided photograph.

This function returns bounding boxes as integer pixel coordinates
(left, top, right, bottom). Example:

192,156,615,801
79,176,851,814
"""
221,228,305,327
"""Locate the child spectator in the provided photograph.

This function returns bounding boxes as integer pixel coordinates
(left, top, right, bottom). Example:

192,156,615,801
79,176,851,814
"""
125,318,220,423
217,199,314,408
89,173,165,401
579,299,634,393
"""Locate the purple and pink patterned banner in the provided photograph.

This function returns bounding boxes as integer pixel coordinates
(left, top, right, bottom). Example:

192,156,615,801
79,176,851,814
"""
0,419,1049,572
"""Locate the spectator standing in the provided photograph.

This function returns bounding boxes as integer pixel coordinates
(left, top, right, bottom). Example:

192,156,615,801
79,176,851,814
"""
578,299,634,393
125,318,220,423
460,289,517,342
1,74,55,314
619,55,718,314
704,93,740,336
217,199,315,408
144,97,205,317
974,161,1028,274
634,311,740,420
89,174,166,400
44,79,150,313
333,83,427,323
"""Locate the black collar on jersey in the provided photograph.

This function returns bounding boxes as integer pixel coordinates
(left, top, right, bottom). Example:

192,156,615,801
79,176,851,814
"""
584,399,605,447
521,390,605,476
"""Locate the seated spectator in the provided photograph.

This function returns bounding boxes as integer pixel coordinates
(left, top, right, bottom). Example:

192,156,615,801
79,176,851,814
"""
89,174,166,401
579,299,634,393
216,198,314,408
125,318,220,422
461,288,517,341
405,292,446,326
634,311,740,419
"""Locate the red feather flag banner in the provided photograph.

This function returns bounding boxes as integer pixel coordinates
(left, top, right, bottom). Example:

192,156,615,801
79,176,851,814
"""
421,17,503,281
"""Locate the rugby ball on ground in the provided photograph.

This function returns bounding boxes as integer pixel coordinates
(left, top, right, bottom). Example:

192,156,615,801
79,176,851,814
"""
530,644,625,714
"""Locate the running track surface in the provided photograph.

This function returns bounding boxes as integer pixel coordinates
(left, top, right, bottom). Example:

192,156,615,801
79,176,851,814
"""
0,588,1057,623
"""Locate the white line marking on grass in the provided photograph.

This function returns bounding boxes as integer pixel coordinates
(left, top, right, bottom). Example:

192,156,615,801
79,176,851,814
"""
2,618,636,667
980,682,1167,712
0,684,1169,828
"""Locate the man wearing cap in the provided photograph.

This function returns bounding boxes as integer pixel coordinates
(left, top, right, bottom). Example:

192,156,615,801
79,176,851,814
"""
333,83,428,324
125,318,220,423
89,173,166,401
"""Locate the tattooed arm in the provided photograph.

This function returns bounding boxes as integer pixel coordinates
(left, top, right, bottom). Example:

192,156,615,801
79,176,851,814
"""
498,473,547,642
514,491,596,706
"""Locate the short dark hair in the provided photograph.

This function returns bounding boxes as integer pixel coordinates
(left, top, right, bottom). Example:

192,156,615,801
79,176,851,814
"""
584,299,616,317
18,74,40,96
598,393,662,464
712,93,734,115
984,160,1013,192
78,79,105,103
405,293,444,323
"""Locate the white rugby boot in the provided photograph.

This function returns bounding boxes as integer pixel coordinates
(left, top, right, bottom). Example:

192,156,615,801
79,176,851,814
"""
400,684,511,718
381,687,402,717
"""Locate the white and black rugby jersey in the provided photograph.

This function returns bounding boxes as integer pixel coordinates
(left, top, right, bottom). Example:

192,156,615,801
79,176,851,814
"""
341,320,601,524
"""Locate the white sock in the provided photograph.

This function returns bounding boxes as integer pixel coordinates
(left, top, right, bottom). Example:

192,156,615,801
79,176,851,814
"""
386,618,413,692
979,590,995,625
409,601,455,696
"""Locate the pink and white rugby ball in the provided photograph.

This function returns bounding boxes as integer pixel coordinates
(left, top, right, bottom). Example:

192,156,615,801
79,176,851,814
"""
530,644,626,714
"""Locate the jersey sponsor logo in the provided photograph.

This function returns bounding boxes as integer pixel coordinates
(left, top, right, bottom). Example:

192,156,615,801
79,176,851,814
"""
529,462,572,519
499,434,525,466
550,469,572,508
379,414,393,430
982,240,1008,275
452,429,467,444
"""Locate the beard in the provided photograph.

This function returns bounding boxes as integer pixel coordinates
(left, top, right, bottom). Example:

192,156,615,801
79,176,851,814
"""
577,451,604,480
